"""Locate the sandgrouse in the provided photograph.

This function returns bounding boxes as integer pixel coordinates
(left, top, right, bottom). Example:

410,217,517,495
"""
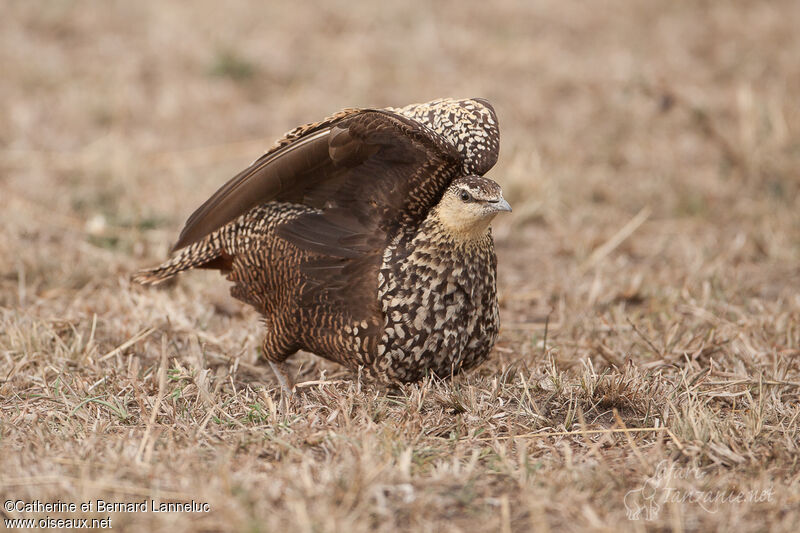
134,98,510,391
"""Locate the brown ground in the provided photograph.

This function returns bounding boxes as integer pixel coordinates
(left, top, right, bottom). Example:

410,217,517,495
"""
2,1,799,531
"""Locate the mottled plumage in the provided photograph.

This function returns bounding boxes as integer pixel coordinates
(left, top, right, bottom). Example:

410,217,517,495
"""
135,98,509,385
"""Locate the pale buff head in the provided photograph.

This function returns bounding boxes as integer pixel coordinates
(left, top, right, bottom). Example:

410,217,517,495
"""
434,176,511,240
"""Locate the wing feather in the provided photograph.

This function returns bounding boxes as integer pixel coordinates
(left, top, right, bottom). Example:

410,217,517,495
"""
174,128,337,251
168,98,499,328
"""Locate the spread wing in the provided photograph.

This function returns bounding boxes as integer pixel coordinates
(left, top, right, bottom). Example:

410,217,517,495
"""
173,108,362,251
170,98,499,328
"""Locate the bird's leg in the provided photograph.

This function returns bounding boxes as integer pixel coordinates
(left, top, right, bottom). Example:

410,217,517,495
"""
269,360,295,402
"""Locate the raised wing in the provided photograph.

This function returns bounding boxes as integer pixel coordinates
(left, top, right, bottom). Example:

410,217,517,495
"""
173,108,361,251
387,97,500,175
173,98,500,251
169,98,499,327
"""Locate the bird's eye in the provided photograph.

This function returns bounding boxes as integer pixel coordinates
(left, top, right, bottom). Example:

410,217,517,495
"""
460,190,471,202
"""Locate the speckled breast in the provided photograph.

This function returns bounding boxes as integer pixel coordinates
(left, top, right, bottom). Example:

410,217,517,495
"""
371,225,500,383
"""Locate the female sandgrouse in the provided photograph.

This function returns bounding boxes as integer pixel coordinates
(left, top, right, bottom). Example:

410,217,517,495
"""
135,98,510,390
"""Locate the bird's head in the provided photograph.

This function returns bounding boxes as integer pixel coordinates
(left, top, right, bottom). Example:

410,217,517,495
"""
434,176,511,240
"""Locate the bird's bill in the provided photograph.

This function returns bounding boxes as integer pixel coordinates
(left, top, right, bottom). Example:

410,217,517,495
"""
490,197,512,213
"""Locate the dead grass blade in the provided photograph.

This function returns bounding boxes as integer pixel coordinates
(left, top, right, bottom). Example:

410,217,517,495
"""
580,206,651,272
137,335,168,464
99,327,156,361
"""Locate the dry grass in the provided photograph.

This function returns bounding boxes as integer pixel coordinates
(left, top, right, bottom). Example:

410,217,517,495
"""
2,1,800,531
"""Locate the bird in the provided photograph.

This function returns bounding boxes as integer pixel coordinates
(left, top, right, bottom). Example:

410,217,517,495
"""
134,97,510,394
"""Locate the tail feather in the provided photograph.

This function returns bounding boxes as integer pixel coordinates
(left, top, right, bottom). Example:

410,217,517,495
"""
133,233,226,285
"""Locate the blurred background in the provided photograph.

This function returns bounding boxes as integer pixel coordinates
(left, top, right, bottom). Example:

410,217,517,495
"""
2,1,799,530
3,0,799,285
3,0,800,379
2,0,798,311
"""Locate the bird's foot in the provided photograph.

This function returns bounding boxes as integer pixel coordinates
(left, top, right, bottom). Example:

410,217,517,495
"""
269,361,295,405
